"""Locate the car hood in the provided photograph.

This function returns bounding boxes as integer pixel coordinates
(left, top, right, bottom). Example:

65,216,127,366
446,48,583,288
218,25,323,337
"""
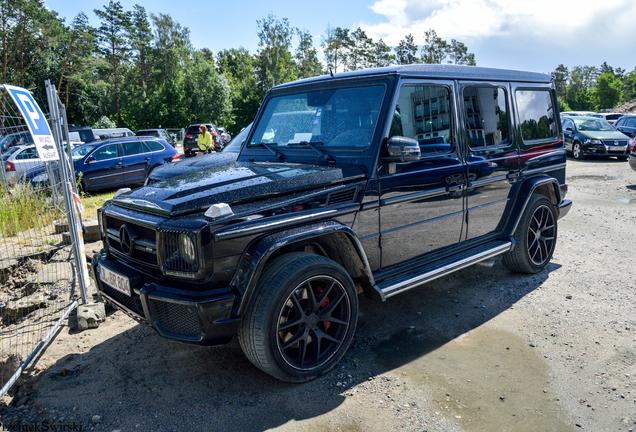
578,130,630,141
148,152,238,182
113,161,366,217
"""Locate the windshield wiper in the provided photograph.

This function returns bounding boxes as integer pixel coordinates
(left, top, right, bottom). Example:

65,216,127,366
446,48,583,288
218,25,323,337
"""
289,141,336,165
249,142,286,160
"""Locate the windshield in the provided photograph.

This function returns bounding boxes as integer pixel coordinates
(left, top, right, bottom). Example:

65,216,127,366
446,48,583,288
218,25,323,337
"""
573,118,616,131
249,85,385,150
1,146,22,160
72,144,99,161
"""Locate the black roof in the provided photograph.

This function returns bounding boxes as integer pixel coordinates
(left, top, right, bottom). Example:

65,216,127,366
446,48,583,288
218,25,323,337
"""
272,64,554,91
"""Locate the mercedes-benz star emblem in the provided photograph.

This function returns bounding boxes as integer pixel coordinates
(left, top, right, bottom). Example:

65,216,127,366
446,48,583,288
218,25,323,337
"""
119,224,136,256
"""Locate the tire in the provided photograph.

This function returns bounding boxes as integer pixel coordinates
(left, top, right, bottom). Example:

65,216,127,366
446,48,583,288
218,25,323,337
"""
502,194,557,274
238,252,358,382
617,155,628,161
572,142,585,160
77,180,85,194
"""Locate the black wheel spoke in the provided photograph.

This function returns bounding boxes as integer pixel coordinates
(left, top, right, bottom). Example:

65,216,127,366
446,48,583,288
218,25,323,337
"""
306,281,318,313
319,291,345,317
314,327,343,345
310,329,321,365
315,280,336,307
289,291,304,315
280,328,307,351
279,316,302,332
323,316,348,326
297,338,308,367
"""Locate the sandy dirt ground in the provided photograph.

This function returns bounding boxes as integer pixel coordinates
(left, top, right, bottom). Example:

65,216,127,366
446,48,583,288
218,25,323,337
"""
2,156,635,432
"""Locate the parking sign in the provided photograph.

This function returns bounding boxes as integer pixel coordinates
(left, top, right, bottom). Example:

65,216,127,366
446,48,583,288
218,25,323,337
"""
4,84,59,162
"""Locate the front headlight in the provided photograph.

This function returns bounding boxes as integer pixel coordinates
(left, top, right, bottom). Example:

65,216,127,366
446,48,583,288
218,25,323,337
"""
32,173,48,182
585,139,602,145
179,233,196,266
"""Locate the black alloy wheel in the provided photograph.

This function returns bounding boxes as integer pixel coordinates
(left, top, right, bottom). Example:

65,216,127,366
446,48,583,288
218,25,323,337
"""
503,194,557,274
276,274,351,371
238,252,358,382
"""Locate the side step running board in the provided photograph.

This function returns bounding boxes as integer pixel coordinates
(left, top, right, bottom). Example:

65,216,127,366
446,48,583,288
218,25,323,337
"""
373,240,513,301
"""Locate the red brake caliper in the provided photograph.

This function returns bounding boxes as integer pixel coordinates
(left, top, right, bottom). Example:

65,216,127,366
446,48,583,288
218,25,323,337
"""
316,287,331,331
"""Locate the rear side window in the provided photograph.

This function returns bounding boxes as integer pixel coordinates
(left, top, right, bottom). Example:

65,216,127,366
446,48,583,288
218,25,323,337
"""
144,141,164,152
391,84,454,155
122,141,147,156
515,89,558,142
625,118,636,128
463,86,510,148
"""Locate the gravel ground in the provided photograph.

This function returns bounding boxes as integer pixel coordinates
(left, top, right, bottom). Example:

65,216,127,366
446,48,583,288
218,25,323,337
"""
2,156,635,432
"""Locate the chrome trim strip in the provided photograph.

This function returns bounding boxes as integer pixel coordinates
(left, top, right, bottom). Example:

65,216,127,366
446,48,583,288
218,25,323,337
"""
378,242,512,298
519,162,566,177
380,187,447,206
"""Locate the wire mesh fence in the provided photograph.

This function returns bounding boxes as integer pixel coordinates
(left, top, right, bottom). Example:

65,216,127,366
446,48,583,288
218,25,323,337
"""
0,84,87,397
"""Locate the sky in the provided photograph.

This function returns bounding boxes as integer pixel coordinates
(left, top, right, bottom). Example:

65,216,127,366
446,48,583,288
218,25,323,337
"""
44,0,636,76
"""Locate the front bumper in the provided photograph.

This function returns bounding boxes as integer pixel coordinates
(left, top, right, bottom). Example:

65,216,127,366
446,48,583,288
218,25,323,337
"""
92,251,241,346
582,143,629,157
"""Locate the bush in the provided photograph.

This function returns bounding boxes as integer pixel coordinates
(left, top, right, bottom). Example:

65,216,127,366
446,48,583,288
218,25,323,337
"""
0,184,58,237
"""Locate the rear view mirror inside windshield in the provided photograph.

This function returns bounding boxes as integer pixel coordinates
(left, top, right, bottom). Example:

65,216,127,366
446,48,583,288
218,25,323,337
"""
307,90,335,107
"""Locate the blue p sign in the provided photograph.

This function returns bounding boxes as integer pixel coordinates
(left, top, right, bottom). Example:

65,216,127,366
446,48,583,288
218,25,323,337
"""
6,87,51,135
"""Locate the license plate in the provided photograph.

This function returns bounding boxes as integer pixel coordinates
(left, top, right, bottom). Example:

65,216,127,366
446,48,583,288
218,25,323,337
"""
609,146,625,151
99,265,131,296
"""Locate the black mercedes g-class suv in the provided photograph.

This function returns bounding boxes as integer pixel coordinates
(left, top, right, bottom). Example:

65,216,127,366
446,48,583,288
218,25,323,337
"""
93,65,572,382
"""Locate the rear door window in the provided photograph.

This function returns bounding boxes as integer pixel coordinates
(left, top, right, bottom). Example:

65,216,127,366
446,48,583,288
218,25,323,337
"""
515,89,559,143
122,141,147,156
462,86,510,148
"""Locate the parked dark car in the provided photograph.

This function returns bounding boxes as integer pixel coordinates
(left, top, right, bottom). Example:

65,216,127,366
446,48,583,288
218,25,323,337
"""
614,114,636,138
68,125,96,144
561,116,630,160
93,65,571,382
135,129,176,147
590,113,624,125
218,127,231,145
629,137,636,172
146,123,252,184
183,123,221,156
21,137,178,192
0,131,34,153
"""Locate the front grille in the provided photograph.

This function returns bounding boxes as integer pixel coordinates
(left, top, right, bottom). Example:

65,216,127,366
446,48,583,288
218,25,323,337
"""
327,188,357,205
161,230,198,272
151,300,203,337
101,283,145,318
106,216,158,266
602,140,628,146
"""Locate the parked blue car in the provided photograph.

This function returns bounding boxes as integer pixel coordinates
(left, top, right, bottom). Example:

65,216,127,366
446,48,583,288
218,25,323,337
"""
21,137,179,192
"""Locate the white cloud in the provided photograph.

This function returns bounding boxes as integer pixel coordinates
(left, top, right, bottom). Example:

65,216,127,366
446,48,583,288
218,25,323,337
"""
361,0,636,48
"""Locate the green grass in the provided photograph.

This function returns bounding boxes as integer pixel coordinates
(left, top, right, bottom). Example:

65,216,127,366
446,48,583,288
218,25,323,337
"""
0,184,58,237
79,190,115,221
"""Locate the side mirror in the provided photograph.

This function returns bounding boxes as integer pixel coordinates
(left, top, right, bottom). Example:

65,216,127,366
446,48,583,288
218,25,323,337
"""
86,156,96,165
383,136,421,163
566,127,574,132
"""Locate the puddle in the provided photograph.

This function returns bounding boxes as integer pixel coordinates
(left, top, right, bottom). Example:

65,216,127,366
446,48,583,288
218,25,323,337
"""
618,198,636,204
567,174,617,181
374,326,575,431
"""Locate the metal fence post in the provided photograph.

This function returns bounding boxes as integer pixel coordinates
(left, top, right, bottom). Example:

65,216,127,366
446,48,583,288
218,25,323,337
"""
45,80,88,303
